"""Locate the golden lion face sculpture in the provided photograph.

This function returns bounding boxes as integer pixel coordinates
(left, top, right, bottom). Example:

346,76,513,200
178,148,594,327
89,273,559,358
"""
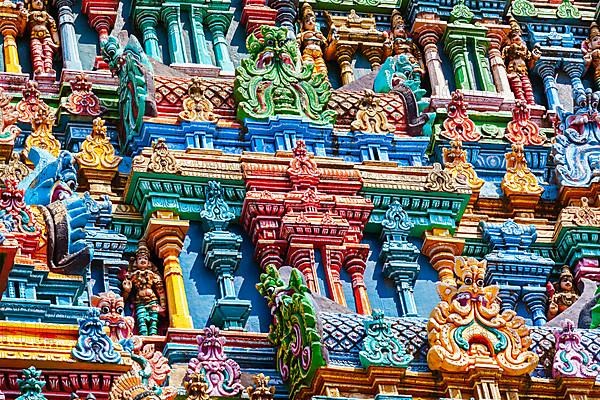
427,257,539,376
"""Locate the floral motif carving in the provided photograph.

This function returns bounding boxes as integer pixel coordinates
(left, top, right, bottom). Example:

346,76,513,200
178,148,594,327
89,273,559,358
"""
505,100,545,145
185,325,244,397
427,256,539,375
350,90,395,134
178,78,218,123
184,373,209,400
552,319,599,379
256,266,325,397
440,90,480,142
246,374,275,400
147,138,180,174
108,371,161,400
502,143,543,196
17,367,46,400
0,178,41,255
16,80,49,123
234,25,336,125
561,197,600,226
76,117,121,170
64,73,104,117
359,309,413,368
91,291,135,342
24,106,60,157
200,180,234,231
4,152,30,182
442,140,484,190
72,307,122,363
425,163,457,192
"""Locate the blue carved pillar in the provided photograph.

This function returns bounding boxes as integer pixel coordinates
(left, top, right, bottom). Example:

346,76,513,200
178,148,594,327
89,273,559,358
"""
201,181,251,330
534,60,560,111
563,59,585,95
54,0,82,70
480,219,554,326
380,201,420,317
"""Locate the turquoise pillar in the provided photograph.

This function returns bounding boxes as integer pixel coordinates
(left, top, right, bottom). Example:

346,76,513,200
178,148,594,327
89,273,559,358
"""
190,6,213,65
206,12,235,72
134,8,163,62
161,5,189,64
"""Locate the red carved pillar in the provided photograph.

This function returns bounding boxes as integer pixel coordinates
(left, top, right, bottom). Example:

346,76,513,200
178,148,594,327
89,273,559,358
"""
324,245,347,307
82,0,119,69
256,240,287,270
241,0,277,35
288,244,319,294
343,244,371,315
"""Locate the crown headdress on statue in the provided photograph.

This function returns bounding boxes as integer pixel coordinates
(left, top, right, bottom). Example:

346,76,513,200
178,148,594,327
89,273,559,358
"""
508,17,522,38
301,3,315,20
589,22,600,40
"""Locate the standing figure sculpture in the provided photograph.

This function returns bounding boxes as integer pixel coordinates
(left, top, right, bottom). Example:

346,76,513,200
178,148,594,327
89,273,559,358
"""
501,18,540,105
547,266,580,321
122,241,167,336
583,23,600,91
25,0,60,76
382,10,424,75
297,3,334,78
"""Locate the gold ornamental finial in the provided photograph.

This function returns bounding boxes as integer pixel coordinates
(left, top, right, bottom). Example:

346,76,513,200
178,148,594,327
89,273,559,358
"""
75,117,121,170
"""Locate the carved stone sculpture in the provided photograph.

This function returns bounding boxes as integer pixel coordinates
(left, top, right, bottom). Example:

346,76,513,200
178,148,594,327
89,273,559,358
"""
552,319,599,379
547,266,579,321
25,0,60,76
583,22,600,91
122,241,167,336
350,90,395,134
427,256,539,375
179,78,218,123
383,10,423,73
91,291,135,342
501,18,541,105
297,3,333,78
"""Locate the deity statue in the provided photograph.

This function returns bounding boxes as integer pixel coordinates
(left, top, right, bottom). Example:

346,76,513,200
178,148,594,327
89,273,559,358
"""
382,10,423,74
122,241,167,336
501,18,541,105
25,0,60,76
583,22,600,91
547,266,580,321
297,3,335,78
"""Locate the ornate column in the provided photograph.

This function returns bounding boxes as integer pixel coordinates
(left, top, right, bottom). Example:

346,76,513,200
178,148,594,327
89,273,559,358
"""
522,287,547,326
267,0,298,34
380,201,420,317
190,6,213,65
473,37,496,92
161,5,189,64
134,8,163,62
206,12,235,73
288,244,319,294
53,0,82,70
413,19,449,98
324,246,347,307
82,0,118,68
421,229,464,285
487,25,512,96
335,44,357,86
146,210,194,329
563,60,585,95
0,2,26,73
444,36,475,90
534,60,560,111
201,181,251,330
344,244,371,315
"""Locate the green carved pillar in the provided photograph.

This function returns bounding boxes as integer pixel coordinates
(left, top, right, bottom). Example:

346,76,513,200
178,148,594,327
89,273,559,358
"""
473,37,496,92
161,4,189,64
134,7,162,62
444,35,475,90
190,6,213,65
206,12,235,73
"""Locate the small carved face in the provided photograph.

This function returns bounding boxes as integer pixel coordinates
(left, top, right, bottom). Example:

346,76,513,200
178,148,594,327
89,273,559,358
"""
592,35,600,50
560,275,573,292
136,253,150,270
31,0,45,10
303,14,316,30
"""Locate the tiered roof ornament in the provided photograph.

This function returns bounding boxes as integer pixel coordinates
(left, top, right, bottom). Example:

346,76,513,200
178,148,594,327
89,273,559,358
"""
235,25,336,125
25,106,60,158
502,143,543,214
288,139,320,190
505,100,546,145
440,91,480,142
442,139,484,192
16,80,49,123
64,73,104,117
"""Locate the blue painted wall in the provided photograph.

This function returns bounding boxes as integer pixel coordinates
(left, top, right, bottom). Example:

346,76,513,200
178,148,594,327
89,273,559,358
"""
180,222,271,332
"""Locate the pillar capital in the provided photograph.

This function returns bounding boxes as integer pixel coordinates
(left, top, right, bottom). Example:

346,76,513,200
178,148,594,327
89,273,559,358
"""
160,4,181,24
421,230,464,284
134,6,161,29
206,12,234,34
412,17,446,48
146,210,189,256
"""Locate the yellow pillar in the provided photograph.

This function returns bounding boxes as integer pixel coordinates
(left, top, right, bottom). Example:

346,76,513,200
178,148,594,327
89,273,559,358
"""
0,3,27,73
3,29,20,73
146,210,194,329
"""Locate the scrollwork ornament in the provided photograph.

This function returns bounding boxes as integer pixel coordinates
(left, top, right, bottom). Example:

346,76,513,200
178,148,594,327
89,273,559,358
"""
76,118,121,170
65,73,105,117
350,90,395,134
505,100,546,145
440,90,480,142
178,78,218,123
71,307,122,363
246,374,275,400
511,0,537,16
425,163,458,192
17,367,47,400
24,106,60,157
147,138,181,174
442,140,484,190
359,309,413,368
16,80,49,123
502,143,543,195
552,319,599,379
